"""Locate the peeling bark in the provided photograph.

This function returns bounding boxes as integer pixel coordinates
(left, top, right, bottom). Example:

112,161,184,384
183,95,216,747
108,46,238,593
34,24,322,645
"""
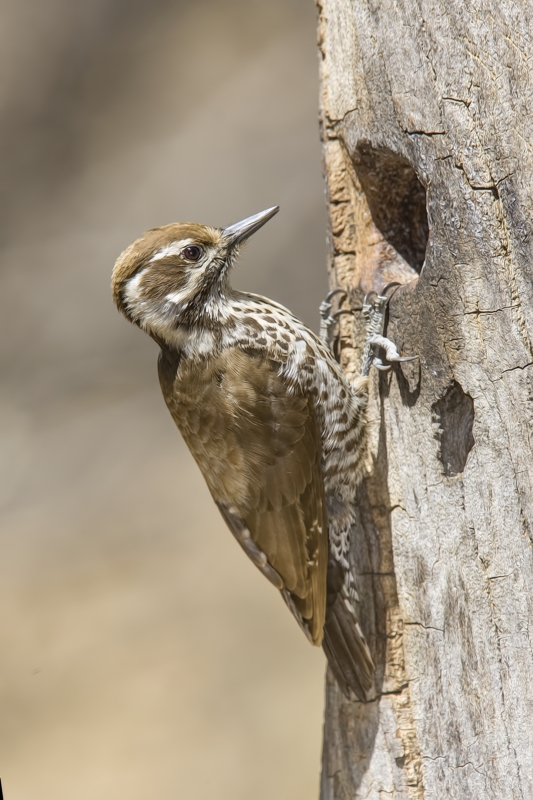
318,1,533,797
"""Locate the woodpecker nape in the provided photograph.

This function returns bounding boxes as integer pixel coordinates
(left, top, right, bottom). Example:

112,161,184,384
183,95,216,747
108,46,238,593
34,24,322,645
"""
111,206,413,700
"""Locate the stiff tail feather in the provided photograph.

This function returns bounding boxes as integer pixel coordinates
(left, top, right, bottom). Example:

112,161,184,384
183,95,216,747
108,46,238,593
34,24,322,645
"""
322,560,374,700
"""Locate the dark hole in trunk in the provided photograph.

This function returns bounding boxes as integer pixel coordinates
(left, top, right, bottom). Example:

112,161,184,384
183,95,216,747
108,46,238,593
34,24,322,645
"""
354,143,429,273
432,381,475,476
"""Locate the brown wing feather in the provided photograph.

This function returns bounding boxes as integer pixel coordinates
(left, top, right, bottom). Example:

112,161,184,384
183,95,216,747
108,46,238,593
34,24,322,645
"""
158,346,328,645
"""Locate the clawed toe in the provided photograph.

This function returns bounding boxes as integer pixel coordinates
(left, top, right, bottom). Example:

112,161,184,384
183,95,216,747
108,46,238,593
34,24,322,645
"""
319,289,348,350
371,353,417,372
319,286,417,373
367,334,417,364
360,290,417,376
371,358,391,371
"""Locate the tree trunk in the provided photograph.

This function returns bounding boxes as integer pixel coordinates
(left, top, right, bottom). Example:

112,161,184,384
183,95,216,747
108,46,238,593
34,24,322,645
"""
317,1,533,797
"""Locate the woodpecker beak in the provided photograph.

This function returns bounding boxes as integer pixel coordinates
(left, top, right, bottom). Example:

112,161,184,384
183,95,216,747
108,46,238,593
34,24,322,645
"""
222,206,279,247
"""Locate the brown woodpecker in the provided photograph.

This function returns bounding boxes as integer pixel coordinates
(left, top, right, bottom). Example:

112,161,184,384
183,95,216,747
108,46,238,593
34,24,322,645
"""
111,207,406,699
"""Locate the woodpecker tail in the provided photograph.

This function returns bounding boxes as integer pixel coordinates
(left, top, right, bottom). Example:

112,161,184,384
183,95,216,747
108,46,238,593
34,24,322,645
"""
322,558,374,700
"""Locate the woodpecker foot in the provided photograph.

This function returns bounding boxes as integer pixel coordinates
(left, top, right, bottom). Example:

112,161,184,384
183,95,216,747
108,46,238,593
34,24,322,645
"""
360,284,417,376
319,289,351,353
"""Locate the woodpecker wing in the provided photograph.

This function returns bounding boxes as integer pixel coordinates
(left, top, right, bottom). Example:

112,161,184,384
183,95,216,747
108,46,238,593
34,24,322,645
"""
158,346,328,645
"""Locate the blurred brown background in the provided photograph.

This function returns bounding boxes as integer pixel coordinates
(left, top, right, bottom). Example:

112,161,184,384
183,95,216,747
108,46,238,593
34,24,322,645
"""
0,1,328,798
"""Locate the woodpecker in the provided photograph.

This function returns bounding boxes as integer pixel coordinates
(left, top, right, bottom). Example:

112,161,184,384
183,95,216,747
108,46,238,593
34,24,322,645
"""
111,206,410,699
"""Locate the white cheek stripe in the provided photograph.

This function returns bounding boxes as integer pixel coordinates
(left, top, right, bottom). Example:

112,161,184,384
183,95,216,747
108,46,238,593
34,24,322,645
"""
166,265,206,305
123,268,147,305
166,288,190,304
150,239,194,262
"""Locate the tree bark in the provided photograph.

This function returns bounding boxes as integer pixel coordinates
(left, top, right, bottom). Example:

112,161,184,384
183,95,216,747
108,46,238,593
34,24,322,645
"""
317,1,533,797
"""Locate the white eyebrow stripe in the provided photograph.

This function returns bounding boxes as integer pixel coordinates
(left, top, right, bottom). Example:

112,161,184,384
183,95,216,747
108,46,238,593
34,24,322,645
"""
150,239,195,262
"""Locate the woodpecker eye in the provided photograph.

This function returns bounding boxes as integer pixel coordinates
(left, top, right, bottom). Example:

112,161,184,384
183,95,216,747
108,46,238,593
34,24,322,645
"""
182,245,203,262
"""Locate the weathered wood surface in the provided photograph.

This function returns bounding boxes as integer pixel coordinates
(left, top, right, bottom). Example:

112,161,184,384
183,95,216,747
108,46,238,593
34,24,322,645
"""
317,1,533,797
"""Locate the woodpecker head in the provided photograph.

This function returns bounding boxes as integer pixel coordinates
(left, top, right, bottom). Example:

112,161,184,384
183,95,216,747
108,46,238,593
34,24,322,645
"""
112,206,279,335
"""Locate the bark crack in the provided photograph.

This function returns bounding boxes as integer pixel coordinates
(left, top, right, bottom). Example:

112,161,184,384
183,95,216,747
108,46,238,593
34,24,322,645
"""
404,621,444,633
500,361,533,375
405,130,445,137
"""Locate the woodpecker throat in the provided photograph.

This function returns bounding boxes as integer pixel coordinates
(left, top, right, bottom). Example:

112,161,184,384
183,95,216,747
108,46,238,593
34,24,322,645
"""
111,206,375,699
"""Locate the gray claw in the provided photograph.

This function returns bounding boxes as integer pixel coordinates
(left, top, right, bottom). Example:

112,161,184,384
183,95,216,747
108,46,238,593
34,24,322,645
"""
320,289,348,351
372,358,392,371
367,334,418,364
377,282,401,299
393,355,418,363
360,294,417,376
